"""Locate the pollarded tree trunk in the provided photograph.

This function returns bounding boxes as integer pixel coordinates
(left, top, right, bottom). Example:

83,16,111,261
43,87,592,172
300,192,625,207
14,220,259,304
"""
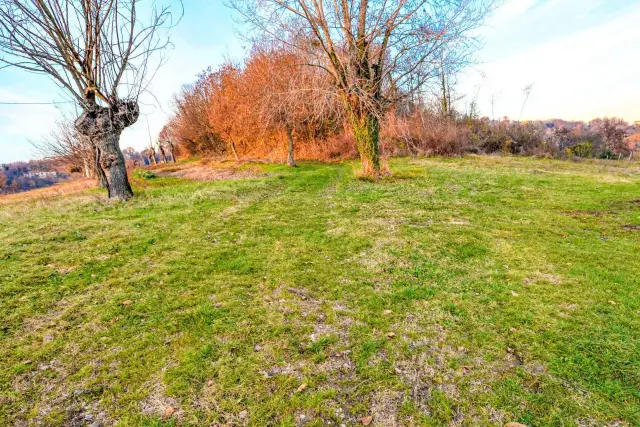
350,110,381,176
75,93,139,201
286,125,296,167
96,131,133,199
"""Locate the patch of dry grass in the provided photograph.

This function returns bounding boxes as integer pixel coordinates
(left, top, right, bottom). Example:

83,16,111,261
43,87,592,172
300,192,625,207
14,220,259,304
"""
0,178,97,205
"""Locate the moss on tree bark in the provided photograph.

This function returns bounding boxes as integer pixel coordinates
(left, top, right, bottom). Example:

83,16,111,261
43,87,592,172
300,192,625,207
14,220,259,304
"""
351,110,381,176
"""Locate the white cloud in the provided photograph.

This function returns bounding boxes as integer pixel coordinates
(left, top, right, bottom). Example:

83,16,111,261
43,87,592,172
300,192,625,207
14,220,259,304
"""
459,2,640,122
489,0,538,27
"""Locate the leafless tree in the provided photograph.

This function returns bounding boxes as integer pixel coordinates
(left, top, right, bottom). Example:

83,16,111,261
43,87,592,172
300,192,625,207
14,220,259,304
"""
230,0,494,176
162,140,177,163
139,148,152,166
519,83,534,121
33,119,90,175
158,124,177,162
246,43,341,167
434,48,469,118
0,0,176,200
144,144,158,166
157,141,167,163
31,118,113,187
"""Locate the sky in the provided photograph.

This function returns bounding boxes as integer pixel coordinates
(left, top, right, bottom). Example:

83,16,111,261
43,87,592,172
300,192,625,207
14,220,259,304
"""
1,0,639,163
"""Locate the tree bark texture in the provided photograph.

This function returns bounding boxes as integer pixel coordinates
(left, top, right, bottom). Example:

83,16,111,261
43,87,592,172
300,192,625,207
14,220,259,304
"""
76,97,139,201
350,109,381,176
94,145,109,188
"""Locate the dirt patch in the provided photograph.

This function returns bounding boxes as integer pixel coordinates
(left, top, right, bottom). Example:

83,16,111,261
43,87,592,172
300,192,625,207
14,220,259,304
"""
370,390,401,427
9,358,112,427
353,236,403,275
622,224,640,231
524,273,562,286
562,210,607,217
140,376,183,420
318,352,355,376
152,161,263,181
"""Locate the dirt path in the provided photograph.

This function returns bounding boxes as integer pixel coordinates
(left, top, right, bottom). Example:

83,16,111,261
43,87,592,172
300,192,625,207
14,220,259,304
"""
151,161,263,181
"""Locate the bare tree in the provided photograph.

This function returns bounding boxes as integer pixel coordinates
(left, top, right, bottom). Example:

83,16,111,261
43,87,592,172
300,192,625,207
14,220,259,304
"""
519,83,534,122
140,148,152,166
31,118,114,187
157,141,168,163
163,139,177,163
0,0,176,200
159,124,177,162
245,43,341,167
230,0,494,176
33,119,91,175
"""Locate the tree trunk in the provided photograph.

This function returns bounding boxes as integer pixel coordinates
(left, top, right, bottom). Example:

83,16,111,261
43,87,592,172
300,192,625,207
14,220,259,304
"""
158,146,167,163
441,67,449,117
350,110,381,176
94,131,133,200
83,157,91,178
75,93,138,201
286,125,296,167
94,146,109,188
230,140,240,162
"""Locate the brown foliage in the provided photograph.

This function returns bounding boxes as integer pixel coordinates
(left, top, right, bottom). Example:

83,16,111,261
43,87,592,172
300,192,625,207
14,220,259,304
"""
164,44,637,165
383,110,472,157
169,45,343,163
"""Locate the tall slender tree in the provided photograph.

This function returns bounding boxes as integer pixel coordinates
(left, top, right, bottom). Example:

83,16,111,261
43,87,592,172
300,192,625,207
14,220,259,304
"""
0,0,175,200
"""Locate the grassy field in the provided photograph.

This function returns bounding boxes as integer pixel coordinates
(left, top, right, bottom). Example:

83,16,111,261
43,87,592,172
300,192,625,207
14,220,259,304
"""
0,156,638,426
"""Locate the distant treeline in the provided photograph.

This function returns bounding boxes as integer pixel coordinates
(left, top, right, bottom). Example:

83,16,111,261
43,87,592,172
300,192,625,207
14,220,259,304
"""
0,160,70,194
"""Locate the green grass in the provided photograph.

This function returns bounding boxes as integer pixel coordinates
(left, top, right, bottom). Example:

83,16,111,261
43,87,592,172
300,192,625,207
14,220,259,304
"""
0,156,639,426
